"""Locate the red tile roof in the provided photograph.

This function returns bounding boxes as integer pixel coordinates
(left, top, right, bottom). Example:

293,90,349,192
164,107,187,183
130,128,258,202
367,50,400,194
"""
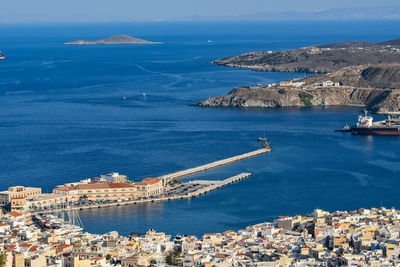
29,246,39,252
8,211,23,217
55,182,135,191
135,178,161,185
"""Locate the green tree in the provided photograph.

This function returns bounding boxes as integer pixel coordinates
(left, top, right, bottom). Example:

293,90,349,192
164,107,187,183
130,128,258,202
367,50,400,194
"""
0,252,7,267
106,254,112,261
165,250,182,266
298,92,314,107
172,178,182,184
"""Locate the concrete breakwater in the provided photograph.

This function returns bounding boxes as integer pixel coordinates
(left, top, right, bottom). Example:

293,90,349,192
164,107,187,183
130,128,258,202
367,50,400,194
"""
32,173,251,215
160,148,270,183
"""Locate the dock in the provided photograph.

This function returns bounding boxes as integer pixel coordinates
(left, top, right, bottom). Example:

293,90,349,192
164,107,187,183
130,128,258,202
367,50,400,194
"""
32,173,251,215
186,172,251,197
160,148,270,184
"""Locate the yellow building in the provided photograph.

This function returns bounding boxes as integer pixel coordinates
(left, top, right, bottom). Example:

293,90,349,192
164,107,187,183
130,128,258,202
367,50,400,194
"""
24,254,46,267
280,81,293,87
100,172,128,183
64,255,91,267
53,182,137,202
134,178,163,197
0,186,42,207
385,243,400,258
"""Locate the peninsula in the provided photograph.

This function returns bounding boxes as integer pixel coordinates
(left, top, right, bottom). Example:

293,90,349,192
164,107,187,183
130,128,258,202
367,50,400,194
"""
211,38,400,73
64,34,162,45
197,39,400,112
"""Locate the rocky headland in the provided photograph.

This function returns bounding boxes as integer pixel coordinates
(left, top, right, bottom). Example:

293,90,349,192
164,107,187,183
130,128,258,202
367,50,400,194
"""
65,34,162,45
211,39,400,74
198,39,400,113
196,64,400,113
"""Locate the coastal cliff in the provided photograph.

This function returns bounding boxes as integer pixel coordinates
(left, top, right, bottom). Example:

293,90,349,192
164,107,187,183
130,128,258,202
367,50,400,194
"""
196,86,400,113
65,34,162,45
199,38,400,113
196,65,400,113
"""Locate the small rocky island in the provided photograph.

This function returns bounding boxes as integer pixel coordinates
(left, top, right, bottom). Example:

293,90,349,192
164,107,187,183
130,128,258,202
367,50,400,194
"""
64,34,162,45
197,38,400,113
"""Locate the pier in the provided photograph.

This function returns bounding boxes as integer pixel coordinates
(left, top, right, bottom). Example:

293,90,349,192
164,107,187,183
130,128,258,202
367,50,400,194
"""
25,147,270,216
160,148,270,184
186,172,251,197
31,173,251,215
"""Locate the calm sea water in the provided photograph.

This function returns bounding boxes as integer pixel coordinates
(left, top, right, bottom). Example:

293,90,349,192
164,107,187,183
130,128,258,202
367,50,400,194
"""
1,21,400,236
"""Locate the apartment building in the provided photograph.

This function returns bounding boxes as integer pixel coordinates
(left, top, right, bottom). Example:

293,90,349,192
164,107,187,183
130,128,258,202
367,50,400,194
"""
0,186,42,206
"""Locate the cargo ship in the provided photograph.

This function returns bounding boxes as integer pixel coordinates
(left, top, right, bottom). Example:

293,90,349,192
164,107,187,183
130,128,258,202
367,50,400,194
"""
337,111,400,135
0,51,4,60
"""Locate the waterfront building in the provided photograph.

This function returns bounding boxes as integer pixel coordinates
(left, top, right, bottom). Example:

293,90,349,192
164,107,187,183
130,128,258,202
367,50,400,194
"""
53,182,137,202
1,173,166,213
134,178,163,198
279,81,292,87
292,82,305,87
25,193,69,210
0,186,42,210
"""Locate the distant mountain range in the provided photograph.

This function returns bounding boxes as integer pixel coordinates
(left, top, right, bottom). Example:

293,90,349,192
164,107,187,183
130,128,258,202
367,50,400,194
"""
177,6,400,21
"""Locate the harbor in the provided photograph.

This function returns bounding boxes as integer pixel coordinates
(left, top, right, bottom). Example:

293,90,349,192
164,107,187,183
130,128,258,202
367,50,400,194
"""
31,172,252,215
0,145,270,217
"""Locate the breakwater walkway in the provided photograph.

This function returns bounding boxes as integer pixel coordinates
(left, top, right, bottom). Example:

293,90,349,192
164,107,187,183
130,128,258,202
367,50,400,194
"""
160,148,270,183
31,173,251,215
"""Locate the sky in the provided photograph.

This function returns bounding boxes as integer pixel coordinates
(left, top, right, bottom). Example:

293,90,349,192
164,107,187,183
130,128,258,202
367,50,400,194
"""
2,0,400,23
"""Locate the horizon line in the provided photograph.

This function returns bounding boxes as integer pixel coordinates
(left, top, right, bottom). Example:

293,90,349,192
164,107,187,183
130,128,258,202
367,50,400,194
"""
1,18,400,25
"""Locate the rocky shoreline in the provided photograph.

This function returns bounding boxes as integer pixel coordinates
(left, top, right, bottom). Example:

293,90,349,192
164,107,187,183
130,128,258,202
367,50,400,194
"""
195,85,400,114
196,64,400,113
200,39,400,113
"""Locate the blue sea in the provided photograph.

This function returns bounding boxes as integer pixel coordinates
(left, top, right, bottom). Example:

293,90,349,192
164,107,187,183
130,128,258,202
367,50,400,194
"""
1,21,400,237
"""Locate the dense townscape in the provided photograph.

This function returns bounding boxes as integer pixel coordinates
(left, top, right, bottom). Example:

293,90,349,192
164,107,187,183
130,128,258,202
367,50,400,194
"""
1,197,400,266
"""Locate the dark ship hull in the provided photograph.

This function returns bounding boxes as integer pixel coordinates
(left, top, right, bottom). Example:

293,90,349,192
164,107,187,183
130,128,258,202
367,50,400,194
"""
351,127,400,135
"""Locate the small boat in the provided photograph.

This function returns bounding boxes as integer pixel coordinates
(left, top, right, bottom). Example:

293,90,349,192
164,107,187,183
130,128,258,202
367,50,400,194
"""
121,96,127,100
142,93,147,96
0,51,5,60
207,40,213,43
257,130,268,142
335,124,351,132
